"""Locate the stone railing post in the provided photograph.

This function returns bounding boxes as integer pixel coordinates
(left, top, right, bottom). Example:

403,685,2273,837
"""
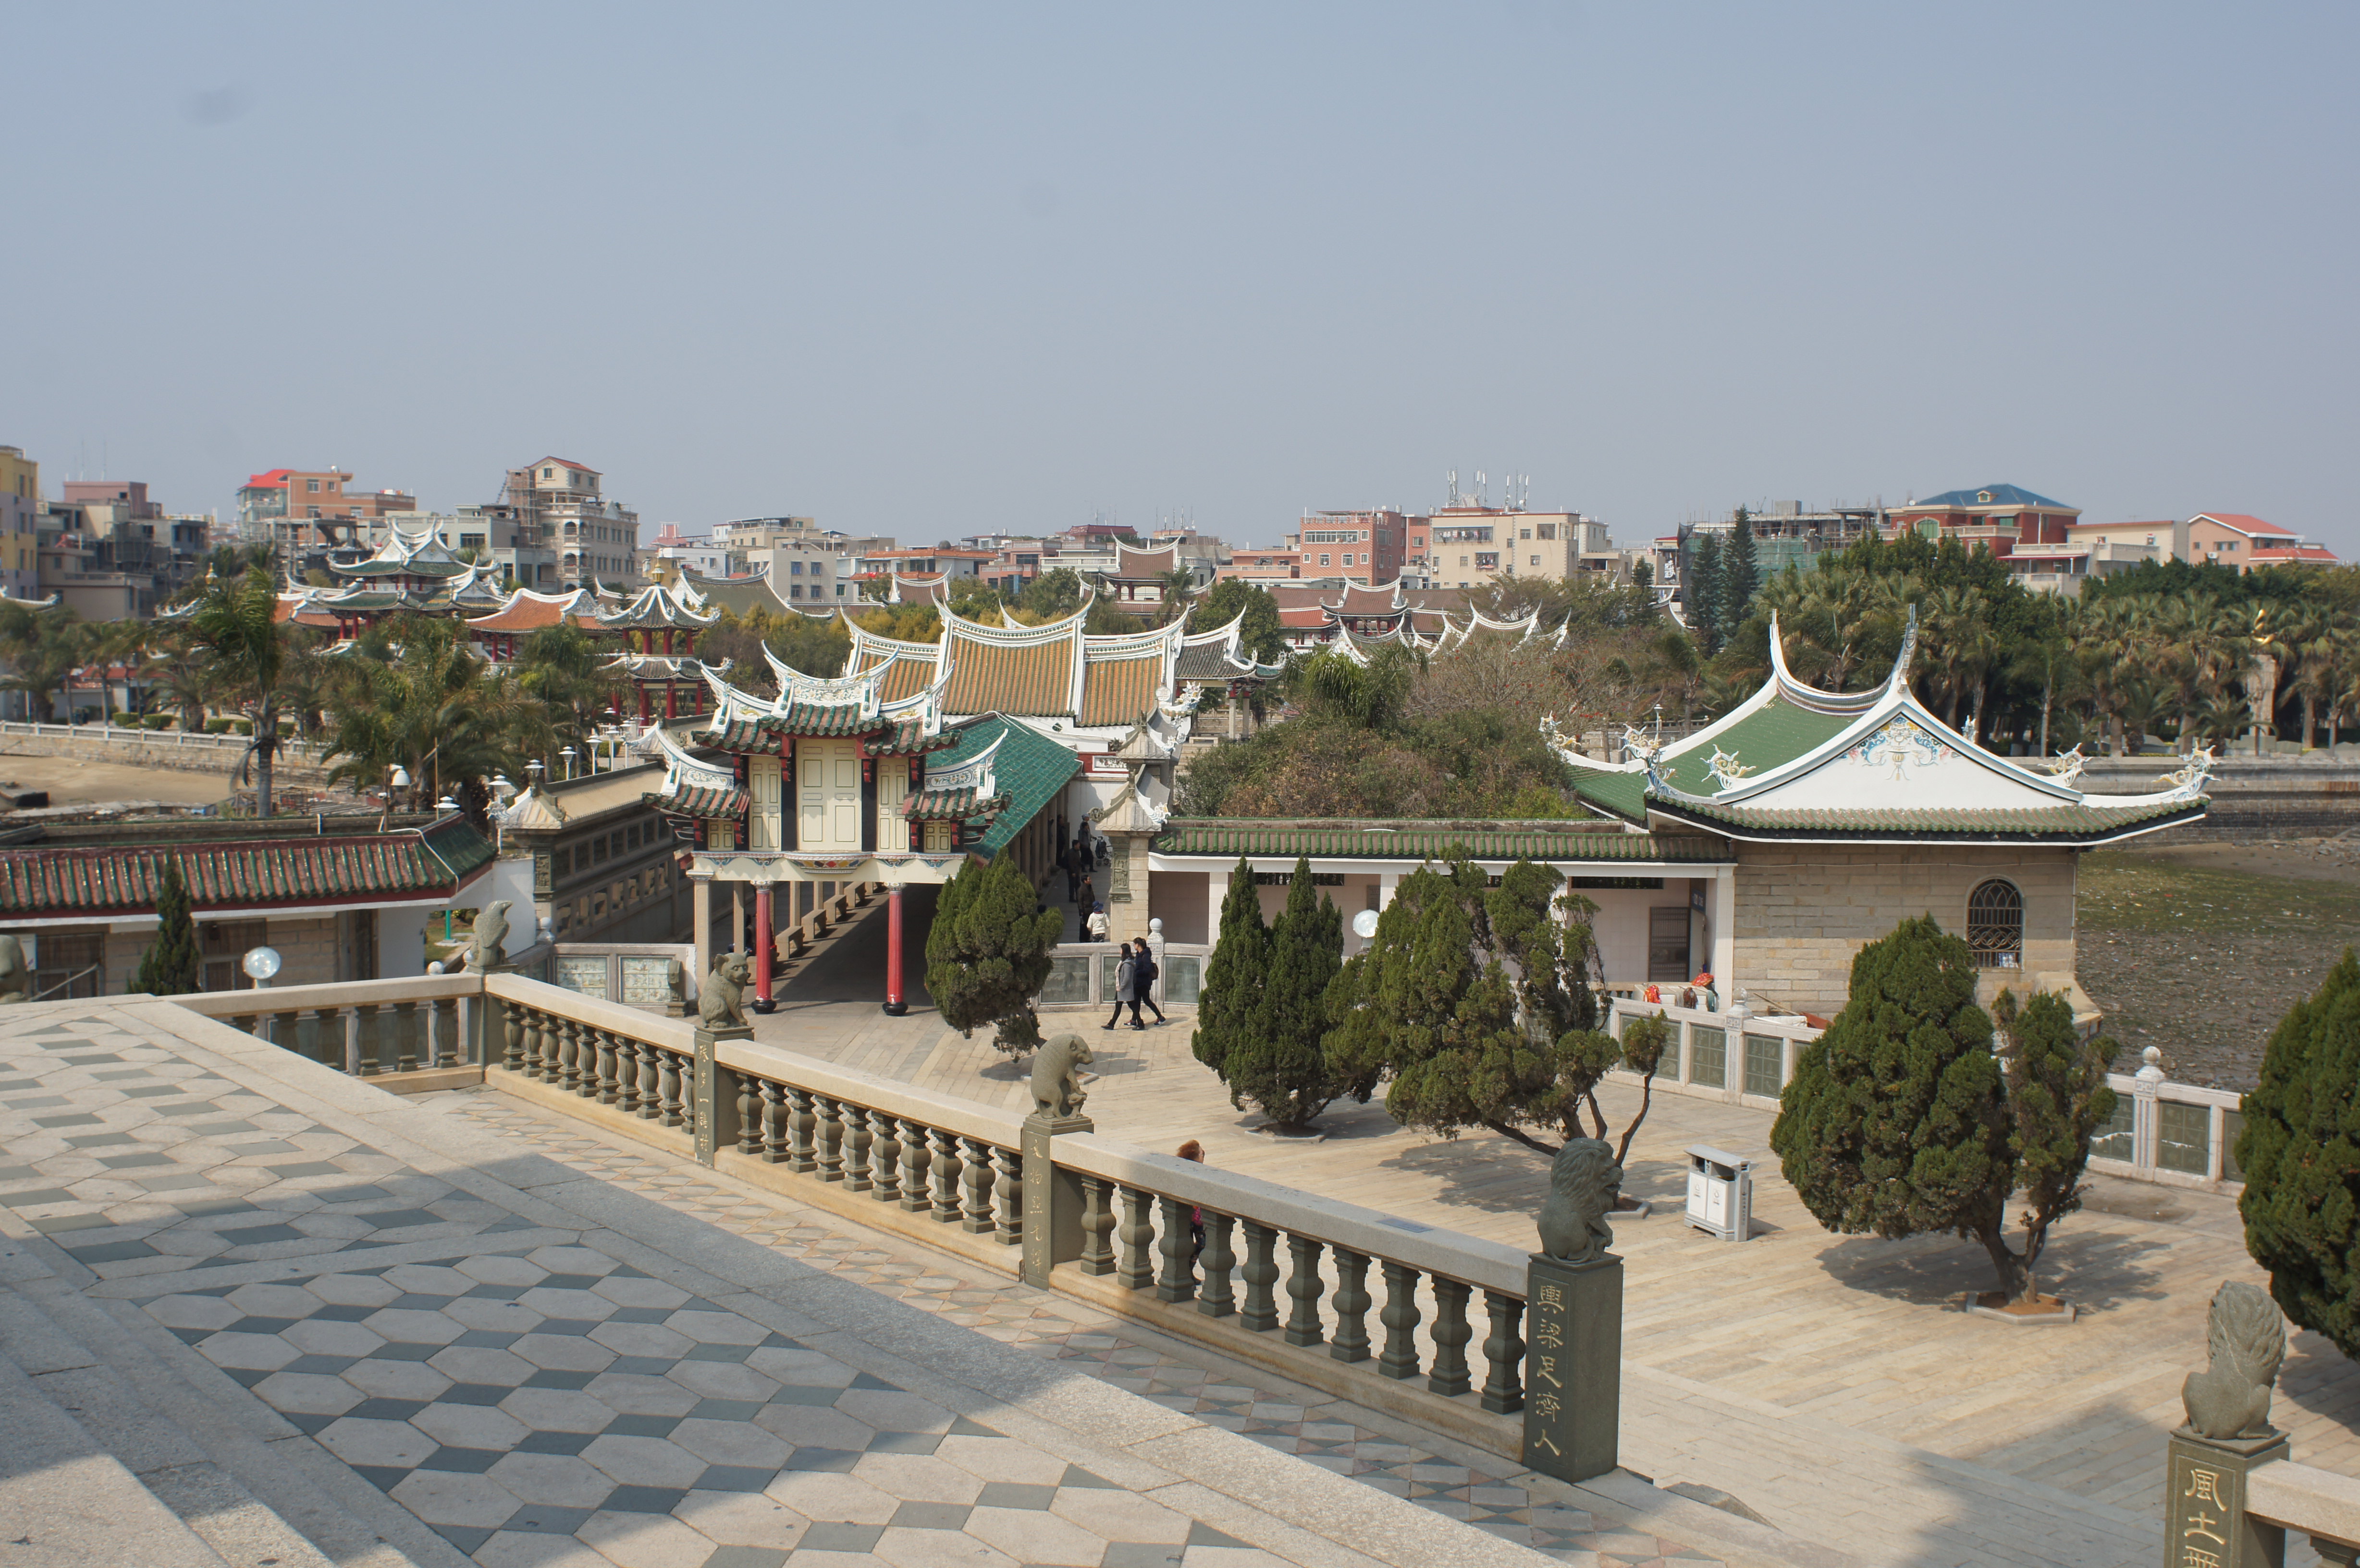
2134,1044,2166,1176
2167,1429,2288,1568
693,1020,750,1166
1522,1248,1622,1485
1020,1108,1092,1286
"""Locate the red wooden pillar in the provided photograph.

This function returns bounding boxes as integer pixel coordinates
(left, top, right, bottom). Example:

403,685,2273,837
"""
752,885,775,1013
882,886,907,1016
638,686,652,723
665,681,677,721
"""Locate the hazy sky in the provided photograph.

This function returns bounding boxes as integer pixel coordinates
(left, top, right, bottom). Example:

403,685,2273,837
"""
8,4,2356,554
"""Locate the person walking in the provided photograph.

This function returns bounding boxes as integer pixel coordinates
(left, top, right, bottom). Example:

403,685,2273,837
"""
1103,941,1141,1030
1084,901,1110,943
1132,939,1166,1026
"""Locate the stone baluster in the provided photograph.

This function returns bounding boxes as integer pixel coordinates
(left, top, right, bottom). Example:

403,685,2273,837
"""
992,1147,1022,1247
897,1120,929,1211
273,1009,301,1060
565,1017,590,1095
929,1129,960,1221
1479,1291,1525,1414
634,1039,663,1117
501,1004,525,1073
1328,1247,1372,1363
355,1004,382,1076
817,1099,846,1182
1117,1187,1155,1291
304,1010,336,1070
1239,1221,1280,1333
393,1000,419,1074
842,1106,873,1193
1284,1236,1325,1348
531,1008,556,1080
1078,1177,1117,1276
872,1115,901,1204
958,1137,994,1232
1377,1262,1423,1381
756,1081,785,1162
595,1029,619,1105
1198,1213,1237,1318
1427,1277,1474,1397
735,1073,760,1157
1155,1197,1197,1303
658,1048,685,1127
786,1089,817,1172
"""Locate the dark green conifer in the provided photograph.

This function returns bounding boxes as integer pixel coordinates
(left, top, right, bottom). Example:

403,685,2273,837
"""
133,862,201,996
924,855,1064,1057
2237,950,2360,1355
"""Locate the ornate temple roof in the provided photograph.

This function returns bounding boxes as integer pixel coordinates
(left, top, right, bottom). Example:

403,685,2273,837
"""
1099,541,1179,581
644,727,750,821
1542,610,2211,844
332,517,474,581
465,587,602,633
0,816,494,918
595,580,718,631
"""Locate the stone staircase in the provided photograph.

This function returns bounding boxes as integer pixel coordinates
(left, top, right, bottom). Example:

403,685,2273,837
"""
0,1250,421,1568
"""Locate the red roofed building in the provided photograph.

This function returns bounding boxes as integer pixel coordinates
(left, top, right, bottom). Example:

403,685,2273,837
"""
2188,513,2336,572
235,467,417,578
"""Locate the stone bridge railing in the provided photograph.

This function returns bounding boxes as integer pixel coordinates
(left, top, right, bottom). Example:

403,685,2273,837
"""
175,968,1600,1482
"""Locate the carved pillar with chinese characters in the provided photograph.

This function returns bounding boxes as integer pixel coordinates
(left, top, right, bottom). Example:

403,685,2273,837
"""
2165,1430,2288,1568
1019,1108,1091,1288
1520,1251,1622,1485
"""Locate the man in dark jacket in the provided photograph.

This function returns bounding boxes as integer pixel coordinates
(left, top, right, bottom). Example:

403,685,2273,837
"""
1132,942,1166,1026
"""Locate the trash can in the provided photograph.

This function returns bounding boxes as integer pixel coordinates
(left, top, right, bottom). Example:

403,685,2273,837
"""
1684,1144,1753,1242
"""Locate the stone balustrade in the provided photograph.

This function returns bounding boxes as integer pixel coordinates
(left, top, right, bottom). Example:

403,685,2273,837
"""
184,968,1588,1476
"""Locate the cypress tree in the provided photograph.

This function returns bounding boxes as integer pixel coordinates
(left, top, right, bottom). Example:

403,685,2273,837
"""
133,861,201,996
1772,916,2114,1302
1193,858,1272,1081
2237,949,2360,1355
1723,509,1760,632
1229,857,1344,1131
1686,532,1724,652
924,855,1065,1057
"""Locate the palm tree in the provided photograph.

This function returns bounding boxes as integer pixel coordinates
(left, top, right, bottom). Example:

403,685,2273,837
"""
0,635,78,723
515,623,625,748
2070,597,2139,756
2149,592,2237,754
183,566,292,815
320,615,536,818
2281,609,2343,751
1155,567,1197,626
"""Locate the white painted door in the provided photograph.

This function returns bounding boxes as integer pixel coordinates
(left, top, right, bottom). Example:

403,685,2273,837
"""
747,755,781,851
797,739,862,849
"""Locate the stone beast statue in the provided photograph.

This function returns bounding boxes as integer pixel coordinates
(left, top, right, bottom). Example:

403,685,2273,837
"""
1030,1032,1094,1119
699,952,752,1032
1536,1137,1622,1266
2182,1279,2286,1439
0,935,31,1003
466,902,511,972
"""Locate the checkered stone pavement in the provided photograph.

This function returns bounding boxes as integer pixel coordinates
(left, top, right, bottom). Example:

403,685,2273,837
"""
441,1091,1720,1568
134,1243,1241,1564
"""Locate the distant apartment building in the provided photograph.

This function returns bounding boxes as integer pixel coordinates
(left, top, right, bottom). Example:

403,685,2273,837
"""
640,522,737,584
1413,503,1605,590
859,548,993,584
500,458,639,588
0,446,40,598
19,469,210,618
1288,509,1407,586
236,468,418,580
1225,549,1305,582
2187,513,2340,571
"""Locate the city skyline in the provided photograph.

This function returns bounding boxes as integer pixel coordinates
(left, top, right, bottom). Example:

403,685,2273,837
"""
8,4,2355,554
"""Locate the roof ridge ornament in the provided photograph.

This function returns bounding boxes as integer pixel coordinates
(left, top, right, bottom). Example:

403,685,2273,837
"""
2040,744,2088,787
1704,747,1754,791
1884,603,1920,697
2160,745,2215,797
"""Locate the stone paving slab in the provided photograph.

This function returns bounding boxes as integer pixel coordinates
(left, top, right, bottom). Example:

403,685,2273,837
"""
0,999,1586,1568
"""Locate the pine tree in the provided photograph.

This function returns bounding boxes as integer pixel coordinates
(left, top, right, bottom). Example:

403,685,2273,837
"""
923,855,1065,1057
2237,949,2360,1355
1771,916,2115,1302
1722,509,1760,633
133,861,201,996
1686,532,1724,652
1193,858,1271,1080
1225,857,1344,1131
1324,856,1660,1157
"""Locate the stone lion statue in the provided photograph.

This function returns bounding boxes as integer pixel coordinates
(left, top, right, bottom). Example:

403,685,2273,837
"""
0,935,30,1004
699,952,752,1031
467,901,511,971
2182,1279,2286,1439
1030,1032,1094,1119
1536,1137,1622,1265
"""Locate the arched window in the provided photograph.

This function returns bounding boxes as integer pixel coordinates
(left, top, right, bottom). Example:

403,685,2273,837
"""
1967,880,2023,969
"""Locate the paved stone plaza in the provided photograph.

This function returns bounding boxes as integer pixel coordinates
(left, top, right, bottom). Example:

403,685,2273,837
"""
0,998,1741,1568
746,900,2360,1568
